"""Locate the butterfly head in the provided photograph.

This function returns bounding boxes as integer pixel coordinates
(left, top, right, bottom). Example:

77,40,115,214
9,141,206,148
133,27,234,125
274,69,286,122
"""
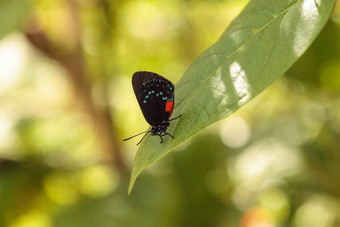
151,120,170,135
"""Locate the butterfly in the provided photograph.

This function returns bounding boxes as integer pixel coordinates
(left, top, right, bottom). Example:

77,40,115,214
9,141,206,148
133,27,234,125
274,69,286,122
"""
123,71,182,145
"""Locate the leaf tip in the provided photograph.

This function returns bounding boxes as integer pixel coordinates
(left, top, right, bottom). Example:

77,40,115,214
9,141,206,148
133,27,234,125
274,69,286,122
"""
127,178,134,195
127,165,143,195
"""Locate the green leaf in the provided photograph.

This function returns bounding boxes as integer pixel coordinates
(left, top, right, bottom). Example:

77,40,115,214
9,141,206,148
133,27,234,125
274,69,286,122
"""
0,0,32,39
129,0,336,193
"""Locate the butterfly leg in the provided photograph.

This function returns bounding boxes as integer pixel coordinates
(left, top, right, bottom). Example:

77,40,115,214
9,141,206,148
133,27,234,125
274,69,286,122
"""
162,132,174,139
157,132,174,143
161,132,174,139
158,133,164,143
169,114,182,121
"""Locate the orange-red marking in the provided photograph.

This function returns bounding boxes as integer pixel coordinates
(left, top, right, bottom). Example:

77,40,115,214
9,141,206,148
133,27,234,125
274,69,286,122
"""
165,101,174,118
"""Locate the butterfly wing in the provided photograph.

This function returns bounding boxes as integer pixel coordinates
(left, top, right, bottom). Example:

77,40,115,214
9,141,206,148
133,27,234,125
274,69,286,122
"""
132,71,174,126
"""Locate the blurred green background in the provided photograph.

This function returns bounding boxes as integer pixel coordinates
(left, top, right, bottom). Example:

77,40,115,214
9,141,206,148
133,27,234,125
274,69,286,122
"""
0,0,339,226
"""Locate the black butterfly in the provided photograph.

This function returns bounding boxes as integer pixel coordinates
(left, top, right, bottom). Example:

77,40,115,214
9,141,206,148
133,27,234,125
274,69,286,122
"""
123,71,182,145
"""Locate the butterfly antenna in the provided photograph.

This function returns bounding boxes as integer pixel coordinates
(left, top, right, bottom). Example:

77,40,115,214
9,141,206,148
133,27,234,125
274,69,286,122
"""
169,114,182,121
136,131,151,145
123,131,150,141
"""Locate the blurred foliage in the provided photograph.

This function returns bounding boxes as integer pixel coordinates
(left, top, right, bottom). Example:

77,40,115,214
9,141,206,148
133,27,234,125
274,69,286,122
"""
0,0,339,227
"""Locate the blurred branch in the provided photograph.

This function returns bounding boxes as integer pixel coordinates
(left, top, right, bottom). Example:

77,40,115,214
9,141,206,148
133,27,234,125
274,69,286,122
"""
0,159,18,171
24,0,126,174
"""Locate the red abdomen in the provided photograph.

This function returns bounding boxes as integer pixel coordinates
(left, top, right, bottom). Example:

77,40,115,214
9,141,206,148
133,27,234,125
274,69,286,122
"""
165,101,174,118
